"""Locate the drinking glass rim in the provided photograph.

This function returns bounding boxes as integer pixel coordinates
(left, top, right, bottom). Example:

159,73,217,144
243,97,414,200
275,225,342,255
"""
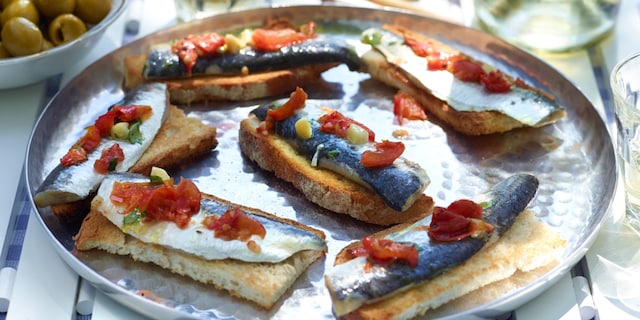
611,51,640,96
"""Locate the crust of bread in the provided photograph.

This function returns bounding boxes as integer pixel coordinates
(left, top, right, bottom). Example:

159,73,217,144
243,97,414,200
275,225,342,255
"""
123,54,336,105
238,115,434,226
128,104,217,175
74,193,326,310
362,25,564,136
331,210,566,320
52,105,217,223
362,50,523,136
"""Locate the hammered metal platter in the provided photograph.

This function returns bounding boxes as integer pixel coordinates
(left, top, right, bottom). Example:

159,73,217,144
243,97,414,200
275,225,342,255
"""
25,5,616,320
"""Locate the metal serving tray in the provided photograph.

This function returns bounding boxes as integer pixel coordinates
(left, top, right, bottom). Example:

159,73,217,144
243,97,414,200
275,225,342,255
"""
25,5,616,319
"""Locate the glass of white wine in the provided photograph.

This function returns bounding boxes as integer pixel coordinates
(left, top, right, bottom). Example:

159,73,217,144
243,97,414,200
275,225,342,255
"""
612,51,640,236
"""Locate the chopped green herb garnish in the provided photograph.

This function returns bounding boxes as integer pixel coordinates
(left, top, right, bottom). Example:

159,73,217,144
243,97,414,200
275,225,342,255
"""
149,175,164,183
362,31,383,46
327,150,340,159
123,209,145,225
108,158,118,172
128,120,143,144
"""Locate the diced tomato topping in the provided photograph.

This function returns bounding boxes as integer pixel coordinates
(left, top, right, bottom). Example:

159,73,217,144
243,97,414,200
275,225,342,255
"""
318,111,375,142
60,105,152,168
393,91,427,125
113,105,153,122
257,87,307,135
404,36,436,58
447,199,483,219
267,87,308,121
404,33,518,94
95,112,117,135
480,70,512,93
427,199,493,242
252,21,316,51
202,207,266,241
448,58,485,83
189,33,227,55
171,32,226,76
94,105,152,135
427,53,449,71
347,237,418,268
76,125,102,152
360,140,405,167
110,178,201,228
93,144,124,174
60,125,101,166
60,147,88,167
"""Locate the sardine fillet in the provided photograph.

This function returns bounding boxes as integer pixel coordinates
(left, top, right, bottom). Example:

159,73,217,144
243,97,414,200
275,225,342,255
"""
239,115,434,226
124,54,337,105
361,25,566,136
74,193,326,310
50,105,218,223
334,210,565,320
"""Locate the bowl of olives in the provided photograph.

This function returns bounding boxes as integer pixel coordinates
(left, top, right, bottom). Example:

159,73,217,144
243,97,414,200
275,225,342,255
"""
0,0,126,89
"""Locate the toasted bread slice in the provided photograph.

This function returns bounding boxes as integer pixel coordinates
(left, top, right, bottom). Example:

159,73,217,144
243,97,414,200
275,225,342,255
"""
332,210,565,320
52,105,218,223
361,25,565,136
128,104,217,175
74,193,326,310
123,54,336,105
238,115,434,226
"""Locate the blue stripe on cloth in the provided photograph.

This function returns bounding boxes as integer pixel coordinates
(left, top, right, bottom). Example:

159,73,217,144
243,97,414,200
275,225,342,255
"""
0,171,30,319
1,172,30,270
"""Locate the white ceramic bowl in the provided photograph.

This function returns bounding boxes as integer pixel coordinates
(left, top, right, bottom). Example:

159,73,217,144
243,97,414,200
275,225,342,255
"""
0,0,127,89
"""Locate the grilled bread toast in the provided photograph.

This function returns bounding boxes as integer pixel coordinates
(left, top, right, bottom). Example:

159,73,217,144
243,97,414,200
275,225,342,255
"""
124,54,338,105
359,25,566,135
239,112,434,226
74,190,326,309
331,210,565,320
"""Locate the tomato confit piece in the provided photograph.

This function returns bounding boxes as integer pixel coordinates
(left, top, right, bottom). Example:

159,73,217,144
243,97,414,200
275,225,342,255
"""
317,110,375,143
427,199,494,242
360,140,405,168
402,34,517,94
252,21,317,51
171,32,226,76
257,86,308,134
202,207,267,241
60,104,153,168
93,144,124,174
60,125,101,166
110,177,201,228
393,91,427,125
347,236,419,268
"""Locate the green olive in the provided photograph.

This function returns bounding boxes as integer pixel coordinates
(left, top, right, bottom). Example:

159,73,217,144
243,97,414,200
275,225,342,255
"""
0,43,12,58
33,0,75,19
74,0,110,25
48,13,86,45
40,38,53,51
1,16,43,56
1,0,39,26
